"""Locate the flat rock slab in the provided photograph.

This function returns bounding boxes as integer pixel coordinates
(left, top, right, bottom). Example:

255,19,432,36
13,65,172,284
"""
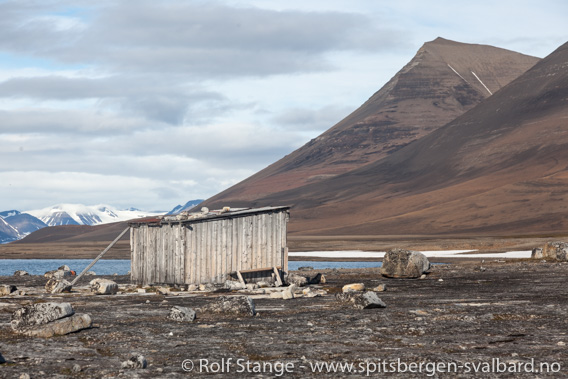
18,313,92,338
11,302,74,330
204,295,256,316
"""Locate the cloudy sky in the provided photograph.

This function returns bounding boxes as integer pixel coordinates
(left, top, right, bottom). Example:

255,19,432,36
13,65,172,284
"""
0,0,566,212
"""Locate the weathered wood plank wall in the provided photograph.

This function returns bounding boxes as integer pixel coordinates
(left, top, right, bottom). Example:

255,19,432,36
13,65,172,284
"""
130,208,289,286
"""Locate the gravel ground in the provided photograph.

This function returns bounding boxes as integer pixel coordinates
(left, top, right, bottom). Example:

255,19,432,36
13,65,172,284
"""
1,259,567,378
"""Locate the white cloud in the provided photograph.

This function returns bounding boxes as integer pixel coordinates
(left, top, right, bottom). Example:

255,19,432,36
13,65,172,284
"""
0,0,566,211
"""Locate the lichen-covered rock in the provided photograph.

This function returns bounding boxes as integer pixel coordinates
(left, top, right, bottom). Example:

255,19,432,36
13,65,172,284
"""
167,306,196,322
18,314,92,338
89,279,118,295
11,303,74,330
0,284,17,296
45,279,72,294
121,353,147,369
533,242,568,261
14,270,29,276
336,291,387,309
206,296,256,316
380,249,431,279
44,269,73,279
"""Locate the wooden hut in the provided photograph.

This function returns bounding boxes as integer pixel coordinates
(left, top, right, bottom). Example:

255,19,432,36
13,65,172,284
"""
129,206,290,286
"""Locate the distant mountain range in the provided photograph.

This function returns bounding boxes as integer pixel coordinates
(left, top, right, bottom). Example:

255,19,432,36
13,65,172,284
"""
0,201,202,244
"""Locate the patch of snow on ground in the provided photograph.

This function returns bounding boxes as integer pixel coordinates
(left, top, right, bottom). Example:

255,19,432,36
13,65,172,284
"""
289,250,533,259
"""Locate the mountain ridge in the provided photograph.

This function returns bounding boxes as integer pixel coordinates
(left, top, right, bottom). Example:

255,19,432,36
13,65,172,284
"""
205,37,540,207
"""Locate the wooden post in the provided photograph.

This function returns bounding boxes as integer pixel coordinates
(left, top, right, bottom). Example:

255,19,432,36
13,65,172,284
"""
70,227,130,286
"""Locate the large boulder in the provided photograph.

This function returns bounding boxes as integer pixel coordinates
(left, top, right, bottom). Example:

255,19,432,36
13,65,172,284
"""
205,296,256,316
380,249,431,279
532,242,568,261
336,291,387,309
90,279,118,295
11,302,91,337
11,303,74,330
19,314,92,338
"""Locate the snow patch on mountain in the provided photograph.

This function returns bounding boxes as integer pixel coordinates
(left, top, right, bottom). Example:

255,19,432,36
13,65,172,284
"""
26,204,163,227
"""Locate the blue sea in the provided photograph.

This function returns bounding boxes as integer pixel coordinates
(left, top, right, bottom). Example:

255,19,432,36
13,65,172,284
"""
0,259,381,276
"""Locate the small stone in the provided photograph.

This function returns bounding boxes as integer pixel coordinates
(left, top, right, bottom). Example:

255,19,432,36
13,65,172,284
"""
320,274,327,284
89,279,118,295
245,283,258,291
58,265,71,271
167,306,196,322
438,279,444,282
121,353,147,369
0,284,17,296
85,271,96,276
53,270,73,279
558,341,566,346
282,290,294,300
286,273,308,287
156,286,171,295
146,300,150,304
336,291,387,309
199,283,216,291
373,284,387,292
45,279,72,294
187,284,198,291
419,274,427,280
19,374,30,379
205,296,256,316
14,270,29,276
342,283,365,293
257,281,270,288
72,364,81,373
298,266,314,271
225,280,245,290
137,288,146,293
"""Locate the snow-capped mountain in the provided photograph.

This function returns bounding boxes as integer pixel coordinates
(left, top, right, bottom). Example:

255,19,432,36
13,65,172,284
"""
167,199,203,215
25,204,163,227
0,210,47,243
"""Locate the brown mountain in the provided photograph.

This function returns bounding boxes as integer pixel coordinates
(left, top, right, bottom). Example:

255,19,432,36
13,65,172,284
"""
232,40,568,236
206,37,539,205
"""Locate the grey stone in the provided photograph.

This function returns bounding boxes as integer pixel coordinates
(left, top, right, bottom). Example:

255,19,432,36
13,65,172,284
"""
380,249,431,279
45,279,72,294
336,291,387,309
72,364,82,373
286,273,308,287
58,265,71,271
225,280,245,290
206,296,256,316
14,270,29,276
168,306,196,322
245,283,258,290
19,314,92,338
89,279,118,295
0,284,17,296
156,286,171,295
45,270,73,279
187,284,198,291
373,284,387,292
11,302,75,330
85,271,96,276
121,353,147,369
